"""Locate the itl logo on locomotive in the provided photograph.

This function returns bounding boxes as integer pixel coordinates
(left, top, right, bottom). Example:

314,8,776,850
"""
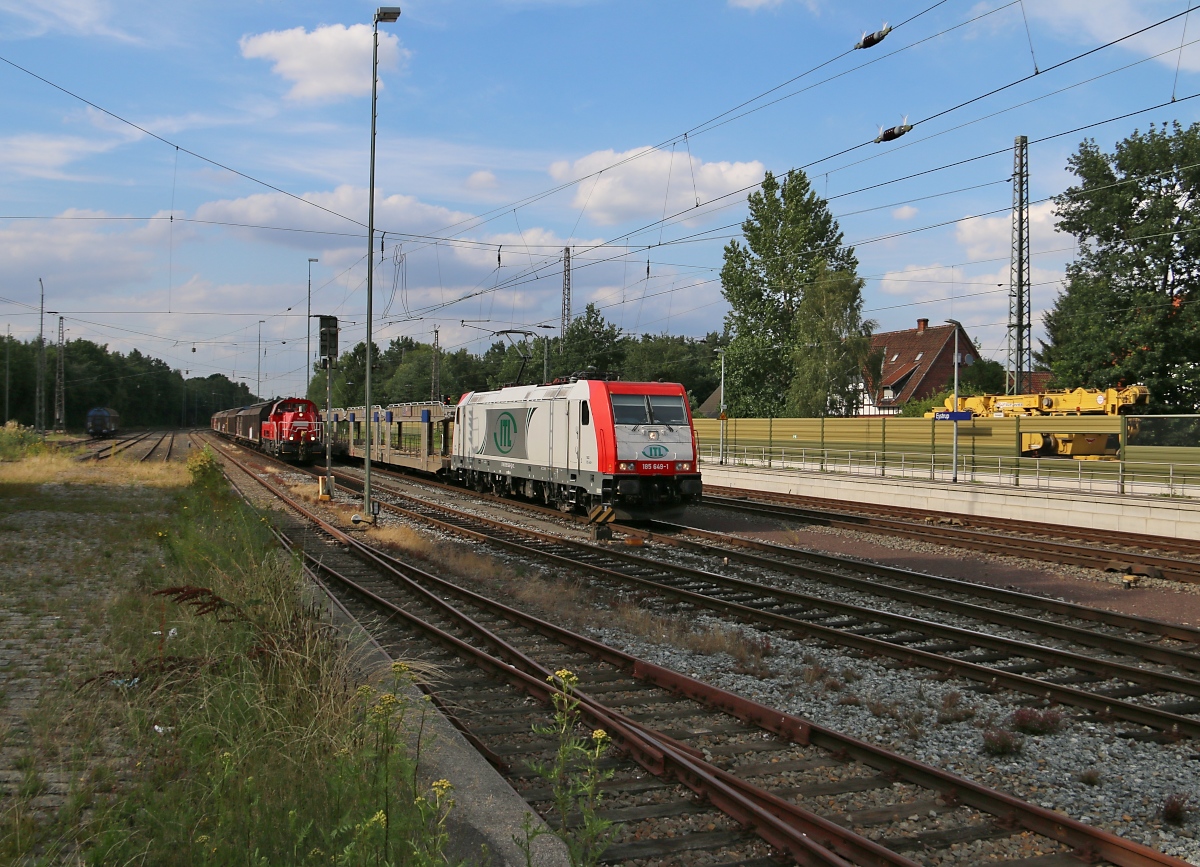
642,445,669,458
493,411,517,454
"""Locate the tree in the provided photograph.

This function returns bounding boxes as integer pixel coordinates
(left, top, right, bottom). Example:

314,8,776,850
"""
623,331,725,408
787,264,875,416
556,303,624,379
720,169,857,417
1040,122,1200,411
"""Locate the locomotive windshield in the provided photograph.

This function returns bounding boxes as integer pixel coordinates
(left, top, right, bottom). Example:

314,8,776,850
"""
610,394,688,426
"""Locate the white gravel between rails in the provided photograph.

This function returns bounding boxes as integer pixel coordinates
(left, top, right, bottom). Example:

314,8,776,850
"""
276,469,1200,863
585,616,1200,864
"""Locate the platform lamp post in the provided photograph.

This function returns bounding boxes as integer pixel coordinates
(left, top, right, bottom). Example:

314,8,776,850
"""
306,258,318,397
357,5,402,527
715,348,726,465
946,318,961,483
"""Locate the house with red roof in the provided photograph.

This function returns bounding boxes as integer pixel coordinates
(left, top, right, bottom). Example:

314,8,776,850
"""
864,318,982,414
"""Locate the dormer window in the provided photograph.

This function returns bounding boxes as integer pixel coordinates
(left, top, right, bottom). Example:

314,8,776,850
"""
915,352,923,361
890,354,899,362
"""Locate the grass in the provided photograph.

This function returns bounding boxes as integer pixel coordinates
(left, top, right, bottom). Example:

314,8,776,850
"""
0,446,464,866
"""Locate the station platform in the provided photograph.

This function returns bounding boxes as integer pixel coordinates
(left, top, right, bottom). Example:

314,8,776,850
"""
699,459,1200,542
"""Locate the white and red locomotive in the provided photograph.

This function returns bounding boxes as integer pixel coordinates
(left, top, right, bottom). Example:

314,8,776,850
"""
451,379,702,511
211,397,321,462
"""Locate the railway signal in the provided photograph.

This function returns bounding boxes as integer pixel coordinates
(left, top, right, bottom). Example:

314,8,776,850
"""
319,315,338,501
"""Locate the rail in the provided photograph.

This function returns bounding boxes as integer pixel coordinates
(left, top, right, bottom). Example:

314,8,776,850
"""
699,444,1200,499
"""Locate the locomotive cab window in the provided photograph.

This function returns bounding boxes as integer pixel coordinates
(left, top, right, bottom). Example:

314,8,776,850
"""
610,393,686,426
580,400,590,426
648,395,687,426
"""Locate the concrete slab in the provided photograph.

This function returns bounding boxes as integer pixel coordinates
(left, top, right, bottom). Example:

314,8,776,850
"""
699,461,1200,541
302,573,569,867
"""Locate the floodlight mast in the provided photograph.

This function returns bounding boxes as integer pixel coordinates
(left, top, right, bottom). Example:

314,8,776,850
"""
362,5,401,525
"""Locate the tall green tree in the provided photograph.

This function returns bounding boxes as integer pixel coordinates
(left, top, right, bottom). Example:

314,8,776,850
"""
787,264,876,416
1040,122,1200,411
720,169,858,417
556,303,625,379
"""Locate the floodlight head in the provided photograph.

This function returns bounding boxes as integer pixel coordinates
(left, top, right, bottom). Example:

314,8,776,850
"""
309,257,319,263
945,318,961,327
376,6,402,22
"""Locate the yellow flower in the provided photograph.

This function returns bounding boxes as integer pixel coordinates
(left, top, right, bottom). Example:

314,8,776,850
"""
549,668,578,687
391,661,410,675
432,779,453,797
194,835,210,845
356,684,375,699
591,729,609,743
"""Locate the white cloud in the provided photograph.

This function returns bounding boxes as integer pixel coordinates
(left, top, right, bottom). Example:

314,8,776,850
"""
728,0,819,11
955,201,1060,259
549,146,764,225
194,184,469,246
0,132,134,180
465,170,498,190
1025,1,1200,73
239,24,410,103
892,205,918,221
0,0,137,41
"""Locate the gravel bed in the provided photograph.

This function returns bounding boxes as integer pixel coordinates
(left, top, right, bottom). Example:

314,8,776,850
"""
588,615,1200,863
690,502,1200,598
270,466,1200,862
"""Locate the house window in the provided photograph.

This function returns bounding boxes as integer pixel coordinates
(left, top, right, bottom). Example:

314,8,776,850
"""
890,354,898,362
915,352,923,361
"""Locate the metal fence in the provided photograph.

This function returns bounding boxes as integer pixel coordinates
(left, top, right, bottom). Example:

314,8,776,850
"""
695,415,1200,499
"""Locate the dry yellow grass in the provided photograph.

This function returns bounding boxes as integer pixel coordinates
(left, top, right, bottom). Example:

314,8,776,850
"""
0,451,188,487
366,523,515,582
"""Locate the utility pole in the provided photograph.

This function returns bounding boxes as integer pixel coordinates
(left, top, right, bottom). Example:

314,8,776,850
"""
560,246,571,353
307,257,318,397
716,348,726,466
54,316,65,431
430,326,440,401
36,279,45,437
1007,135,1031,396
5,324,10,425
257,320,265,399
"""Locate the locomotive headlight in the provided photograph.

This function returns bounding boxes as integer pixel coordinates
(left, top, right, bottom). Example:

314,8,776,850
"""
618,461,636,472
648,430,659,440
675,461,692,472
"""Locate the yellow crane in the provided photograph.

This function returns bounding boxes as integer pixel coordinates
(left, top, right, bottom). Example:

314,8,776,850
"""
926,385,1149,459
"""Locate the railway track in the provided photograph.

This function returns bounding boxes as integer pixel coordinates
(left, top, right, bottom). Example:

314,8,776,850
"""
137,431,173,462
273,458,1200,741
211,441,1190,867
80,430,154,462
701,487,1200,586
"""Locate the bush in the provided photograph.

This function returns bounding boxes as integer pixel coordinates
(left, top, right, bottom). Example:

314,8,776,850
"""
1163,793,1192,825
1010,707,1065,735
0,421,49,461
981,727,1023,756
185,444,223,489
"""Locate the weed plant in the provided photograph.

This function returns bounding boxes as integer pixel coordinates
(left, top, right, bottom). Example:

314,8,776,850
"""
520,669,614,867
0,421,55,461
1009,707,1065,735
981,727,1023,756
85,447,460,865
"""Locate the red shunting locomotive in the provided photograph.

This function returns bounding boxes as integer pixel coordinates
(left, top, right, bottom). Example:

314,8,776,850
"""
211,398,321,462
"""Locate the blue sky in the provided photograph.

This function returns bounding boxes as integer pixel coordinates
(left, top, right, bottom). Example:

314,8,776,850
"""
2,0,1199,399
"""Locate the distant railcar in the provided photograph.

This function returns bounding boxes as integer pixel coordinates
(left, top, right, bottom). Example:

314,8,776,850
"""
211,398,321,462
85,407,121,438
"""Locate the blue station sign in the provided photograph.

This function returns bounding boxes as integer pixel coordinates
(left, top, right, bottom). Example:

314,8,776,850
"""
934,411,973,421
